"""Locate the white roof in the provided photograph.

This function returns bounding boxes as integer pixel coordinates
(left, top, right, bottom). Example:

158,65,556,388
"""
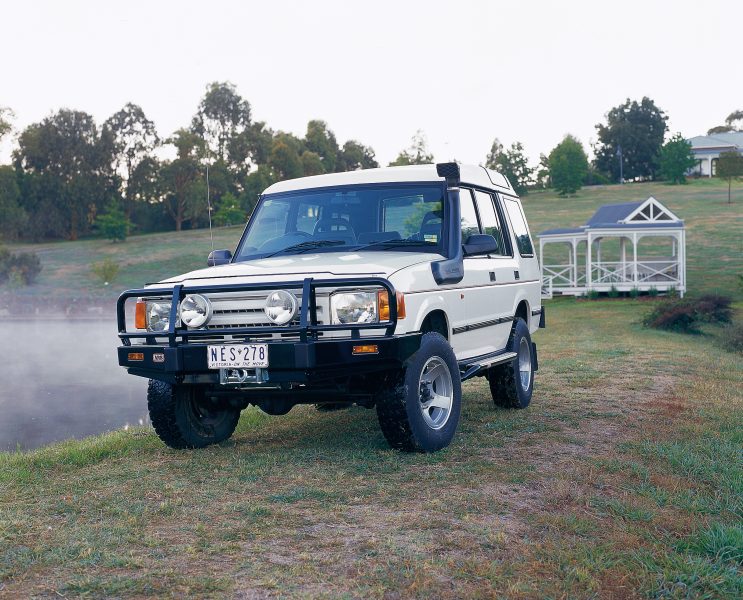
263,164,513,195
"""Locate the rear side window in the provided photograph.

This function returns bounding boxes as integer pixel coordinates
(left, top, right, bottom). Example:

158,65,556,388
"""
503,197,534,256
473,190,507,255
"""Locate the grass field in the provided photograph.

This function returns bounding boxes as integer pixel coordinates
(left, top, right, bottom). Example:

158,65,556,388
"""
1,179,742,598
3,178,742,301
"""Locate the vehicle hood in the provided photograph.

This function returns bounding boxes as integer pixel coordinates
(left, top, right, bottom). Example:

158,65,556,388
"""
155,251,439,287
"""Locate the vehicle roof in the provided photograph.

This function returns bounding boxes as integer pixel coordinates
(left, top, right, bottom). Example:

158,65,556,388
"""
262,164,514,195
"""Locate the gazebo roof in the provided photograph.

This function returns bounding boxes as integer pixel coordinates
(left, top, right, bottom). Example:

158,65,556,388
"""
539,196,683,237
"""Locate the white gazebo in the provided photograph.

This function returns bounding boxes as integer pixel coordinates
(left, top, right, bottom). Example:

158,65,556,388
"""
539,196,686,298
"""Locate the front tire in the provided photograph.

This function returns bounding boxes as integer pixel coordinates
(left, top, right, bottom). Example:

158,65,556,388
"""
147,380,240,449
376,332,462,452
487,318,534,409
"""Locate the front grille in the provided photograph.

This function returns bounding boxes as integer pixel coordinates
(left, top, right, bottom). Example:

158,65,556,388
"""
200,291,324,336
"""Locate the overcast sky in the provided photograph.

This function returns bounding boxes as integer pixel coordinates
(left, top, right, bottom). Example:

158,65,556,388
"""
1,0,741,166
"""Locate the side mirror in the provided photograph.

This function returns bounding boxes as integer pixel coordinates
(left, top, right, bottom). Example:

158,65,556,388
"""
207,249,232,266
463,234,499,256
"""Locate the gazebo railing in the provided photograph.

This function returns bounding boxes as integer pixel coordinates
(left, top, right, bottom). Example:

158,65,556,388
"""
591,260,680,285
543,264,575,288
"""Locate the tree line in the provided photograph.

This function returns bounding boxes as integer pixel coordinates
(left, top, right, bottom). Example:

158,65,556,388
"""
0,82,380,242
0,89,740,242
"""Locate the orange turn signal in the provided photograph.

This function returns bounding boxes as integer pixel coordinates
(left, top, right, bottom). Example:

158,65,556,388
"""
378,290,406,321
135,300,147,329
353,344,379,355
128,352,144,361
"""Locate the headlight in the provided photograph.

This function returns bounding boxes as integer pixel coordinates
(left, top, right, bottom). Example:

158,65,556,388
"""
330,292,378,324
180,294,212,328
264,290,299,325
145,301,171,332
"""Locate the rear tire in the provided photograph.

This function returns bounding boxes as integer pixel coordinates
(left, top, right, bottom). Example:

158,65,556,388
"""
147,380,240,449
376,332,461,452
487,318,534,409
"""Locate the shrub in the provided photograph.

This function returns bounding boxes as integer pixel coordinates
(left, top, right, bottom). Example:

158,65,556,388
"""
643,301,699,333
95,204,132,242
629,287,639,298
587,290,601,300
648,286,659,297
718,322,743,354
608,285,620,298
0,247,43,286
91,258,121,285
694,294,733,323
642,294,734,334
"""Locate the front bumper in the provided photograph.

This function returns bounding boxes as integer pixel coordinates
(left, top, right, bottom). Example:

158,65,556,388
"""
118,333,422,385
117,276,417,386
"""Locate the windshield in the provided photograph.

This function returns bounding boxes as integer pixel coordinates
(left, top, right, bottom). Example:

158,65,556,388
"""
234,184,446,261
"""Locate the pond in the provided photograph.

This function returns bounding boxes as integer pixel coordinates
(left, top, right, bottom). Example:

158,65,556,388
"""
0,320,148,451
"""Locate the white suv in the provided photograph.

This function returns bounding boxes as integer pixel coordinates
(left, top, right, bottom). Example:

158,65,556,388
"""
117,163,544,452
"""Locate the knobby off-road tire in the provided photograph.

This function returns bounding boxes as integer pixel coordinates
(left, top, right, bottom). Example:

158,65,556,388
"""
376,332,462,452
488,318,534,409
147,380,240,449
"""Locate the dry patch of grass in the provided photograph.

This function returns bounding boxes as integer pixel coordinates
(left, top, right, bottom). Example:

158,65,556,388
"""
1,300,741,598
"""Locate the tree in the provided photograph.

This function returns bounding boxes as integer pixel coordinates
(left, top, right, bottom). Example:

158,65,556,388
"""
304,120,338,173
535,153,551,189
389,130,434,166
593,97,668,181
708,110,743,134
191,81,251,162
268,134,304,180
14,109,116,240
160,129,205,231
717,151,743,204
228,120,274,179
300,150,325,176
485,138,534,195
95,202,132,242
0,107,13,142
548,135,588,195
104,103,159,218
659,133,696,184
337,140,378,171
0,165,27,240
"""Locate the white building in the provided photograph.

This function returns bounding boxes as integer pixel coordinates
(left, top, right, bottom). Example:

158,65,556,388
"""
539,196,685,298
688,132,743,177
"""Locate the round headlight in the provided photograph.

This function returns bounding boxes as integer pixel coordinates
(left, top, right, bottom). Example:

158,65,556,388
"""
180,294,212,328
264,290,298,325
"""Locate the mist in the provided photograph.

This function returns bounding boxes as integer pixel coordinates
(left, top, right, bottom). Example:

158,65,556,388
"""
0,319,148,451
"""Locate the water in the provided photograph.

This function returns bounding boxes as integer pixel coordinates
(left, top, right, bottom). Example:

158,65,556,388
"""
0,320,148,451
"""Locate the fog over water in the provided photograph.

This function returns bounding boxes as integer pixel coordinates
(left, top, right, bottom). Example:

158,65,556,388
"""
0,319,148,451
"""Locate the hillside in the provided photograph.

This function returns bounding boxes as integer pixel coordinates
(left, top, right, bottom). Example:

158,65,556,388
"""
4,178,741,305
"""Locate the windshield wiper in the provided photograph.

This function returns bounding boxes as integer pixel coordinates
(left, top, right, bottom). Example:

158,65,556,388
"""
354,238,438,251
263,239,347,258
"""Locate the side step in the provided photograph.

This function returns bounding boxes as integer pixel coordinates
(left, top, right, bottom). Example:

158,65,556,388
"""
459,351,517,382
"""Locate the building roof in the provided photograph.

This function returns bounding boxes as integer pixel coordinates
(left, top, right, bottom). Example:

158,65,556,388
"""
539,197,684,237
263,164,513,195
688,132,743,151
585,201,642,226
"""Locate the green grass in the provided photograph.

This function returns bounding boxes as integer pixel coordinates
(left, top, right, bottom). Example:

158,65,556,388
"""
0,298,740,597
0,178,742,597
3,178,741,301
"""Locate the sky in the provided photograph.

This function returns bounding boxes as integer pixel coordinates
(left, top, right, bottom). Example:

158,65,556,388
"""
1,0,741,167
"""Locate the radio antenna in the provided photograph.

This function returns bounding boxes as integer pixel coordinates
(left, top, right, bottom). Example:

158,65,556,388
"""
206,161,215,255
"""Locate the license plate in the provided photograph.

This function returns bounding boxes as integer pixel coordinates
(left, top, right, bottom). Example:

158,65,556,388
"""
207,344,269,369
